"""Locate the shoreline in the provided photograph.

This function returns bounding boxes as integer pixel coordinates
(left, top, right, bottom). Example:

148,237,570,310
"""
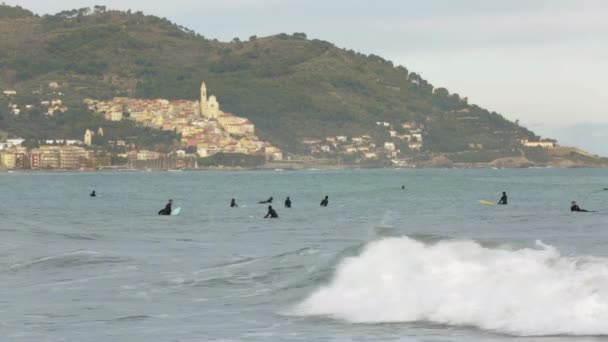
2,163,608,173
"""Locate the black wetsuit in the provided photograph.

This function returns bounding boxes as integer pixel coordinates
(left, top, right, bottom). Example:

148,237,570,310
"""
264,207,278,218
259,197,273,204
230,199,238,208
90,191,96,197
285,198,291,208
158,203,172,215
498,194,507,205
320,197,329,207
571,205,589,212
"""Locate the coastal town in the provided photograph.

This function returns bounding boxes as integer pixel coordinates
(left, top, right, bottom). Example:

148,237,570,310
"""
0,80,565,171
84,82,282,160
0,82,283,170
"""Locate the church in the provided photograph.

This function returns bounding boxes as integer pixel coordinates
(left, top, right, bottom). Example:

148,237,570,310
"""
199,82,220,119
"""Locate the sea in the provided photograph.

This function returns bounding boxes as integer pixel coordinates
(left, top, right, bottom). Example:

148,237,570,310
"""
2,168,608,342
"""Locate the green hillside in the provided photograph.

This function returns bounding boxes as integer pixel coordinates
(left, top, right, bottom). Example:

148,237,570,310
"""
0,5,537,154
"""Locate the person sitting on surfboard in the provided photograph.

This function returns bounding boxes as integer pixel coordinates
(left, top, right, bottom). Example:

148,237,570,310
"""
284,197,292,208
320,195,329,207
571,201,589,212
230,198,238,208
259,197,273,204
264,205,278,218
498,192,508,205
90,190,96,197
158,199,173,215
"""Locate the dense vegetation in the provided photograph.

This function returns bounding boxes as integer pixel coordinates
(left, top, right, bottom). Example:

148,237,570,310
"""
0,3,34,19
0,4,537,154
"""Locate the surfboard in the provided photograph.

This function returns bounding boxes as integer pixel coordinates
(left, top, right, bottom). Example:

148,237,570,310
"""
479,200,496,206
171,207,182,216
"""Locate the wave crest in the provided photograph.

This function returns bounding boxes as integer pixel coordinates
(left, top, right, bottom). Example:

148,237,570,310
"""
292,237,608,336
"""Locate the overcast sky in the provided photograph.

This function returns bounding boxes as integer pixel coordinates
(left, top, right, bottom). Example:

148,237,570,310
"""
6,0,608,154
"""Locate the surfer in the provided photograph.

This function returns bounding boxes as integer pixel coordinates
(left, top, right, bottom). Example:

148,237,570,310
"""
570,201,589,212
401,185,405,190
320,195,329,207
259,197,273,204
498,192,508,205
230,198,238,208
284,196,291,208
264,205,278,218
90,190,96,197
158,199,173,215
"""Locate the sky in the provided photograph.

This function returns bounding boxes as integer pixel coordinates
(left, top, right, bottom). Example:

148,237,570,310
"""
7,0,608,155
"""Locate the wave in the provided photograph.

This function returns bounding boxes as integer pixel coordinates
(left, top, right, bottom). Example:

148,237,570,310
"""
9,250,128,271
291,237,608,336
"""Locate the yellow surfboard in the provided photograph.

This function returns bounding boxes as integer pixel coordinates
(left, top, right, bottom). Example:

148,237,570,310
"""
479,200,496,206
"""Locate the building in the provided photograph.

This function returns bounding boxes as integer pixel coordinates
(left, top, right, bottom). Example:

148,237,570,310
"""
264,146,283,161
200,82,207,117
38,147,60,169
135,150,161,161
30,152,41,169
84,129,93,146
384,142,396,151
0,152,16,169
200,82,221,119
521,139,557,149
107,111,123,121
59,146,86,169
6,139,24,147
409,142,423,151
15,152,28,169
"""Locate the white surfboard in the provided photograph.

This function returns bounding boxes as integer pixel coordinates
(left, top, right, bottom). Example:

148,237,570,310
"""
171,207,182,216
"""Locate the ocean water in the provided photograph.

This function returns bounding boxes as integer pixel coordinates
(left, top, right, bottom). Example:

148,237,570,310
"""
2,168,608,342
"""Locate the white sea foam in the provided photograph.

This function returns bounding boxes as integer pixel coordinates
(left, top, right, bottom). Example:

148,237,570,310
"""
293,237,608,336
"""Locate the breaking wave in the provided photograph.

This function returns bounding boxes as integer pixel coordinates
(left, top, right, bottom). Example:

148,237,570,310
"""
292,237,608,336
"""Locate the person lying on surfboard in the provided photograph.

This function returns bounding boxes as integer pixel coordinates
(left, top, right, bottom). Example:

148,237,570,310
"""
158,199,173,215
570,201,590,212
259,197,273,204
498,192,508,205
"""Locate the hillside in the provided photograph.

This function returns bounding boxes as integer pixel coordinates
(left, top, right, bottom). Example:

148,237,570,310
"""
0,4,561,160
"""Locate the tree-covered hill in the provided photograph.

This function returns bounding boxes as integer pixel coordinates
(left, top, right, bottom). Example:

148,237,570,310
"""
0,4,537,154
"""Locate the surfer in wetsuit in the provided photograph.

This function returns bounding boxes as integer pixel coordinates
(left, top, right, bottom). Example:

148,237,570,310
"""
401,185,405,190
320,195,329,207
284,196,291,208
571,201,589,212
259,197,273,204
230,198,238,208
158,199,173,215
264,205,278,218
90,190,96,197
498,192,508,205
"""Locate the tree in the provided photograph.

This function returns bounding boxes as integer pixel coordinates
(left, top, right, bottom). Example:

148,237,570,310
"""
93,5,107,14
